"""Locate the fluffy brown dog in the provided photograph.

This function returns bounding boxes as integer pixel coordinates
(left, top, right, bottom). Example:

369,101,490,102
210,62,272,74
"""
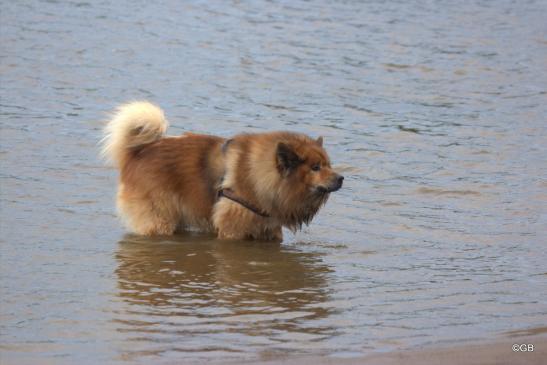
102,101,343,240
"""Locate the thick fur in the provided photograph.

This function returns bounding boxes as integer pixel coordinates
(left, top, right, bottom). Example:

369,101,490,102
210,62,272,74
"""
102,101,343,241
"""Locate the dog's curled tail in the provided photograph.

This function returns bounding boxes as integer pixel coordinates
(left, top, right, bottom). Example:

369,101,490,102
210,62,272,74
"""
101,101,168,168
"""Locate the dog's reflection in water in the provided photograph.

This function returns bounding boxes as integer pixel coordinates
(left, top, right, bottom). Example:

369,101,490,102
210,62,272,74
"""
114,233,334,347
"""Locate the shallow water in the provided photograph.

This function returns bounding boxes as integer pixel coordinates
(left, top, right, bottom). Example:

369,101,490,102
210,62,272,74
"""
1,0,546,364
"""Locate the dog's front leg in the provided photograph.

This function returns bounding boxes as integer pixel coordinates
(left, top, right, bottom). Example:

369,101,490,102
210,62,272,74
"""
213,200,280,241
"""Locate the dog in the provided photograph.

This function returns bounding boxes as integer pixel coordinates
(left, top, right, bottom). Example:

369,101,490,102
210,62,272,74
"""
101,101,343,241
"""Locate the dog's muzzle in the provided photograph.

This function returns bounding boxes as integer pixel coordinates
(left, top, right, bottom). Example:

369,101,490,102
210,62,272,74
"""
317,174,344,193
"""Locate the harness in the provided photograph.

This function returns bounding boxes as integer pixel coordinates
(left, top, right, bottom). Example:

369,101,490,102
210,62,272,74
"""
217,138,271,218
217,188,271,218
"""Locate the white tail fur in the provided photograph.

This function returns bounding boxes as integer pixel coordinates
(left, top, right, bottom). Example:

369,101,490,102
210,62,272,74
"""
101,101,168,168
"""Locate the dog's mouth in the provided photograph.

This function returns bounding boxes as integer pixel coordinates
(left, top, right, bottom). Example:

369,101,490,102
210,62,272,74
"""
315,185,341,194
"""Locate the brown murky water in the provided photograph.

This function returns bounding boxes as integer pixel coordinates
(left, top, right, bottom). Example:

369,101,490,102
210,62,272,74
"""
1,0,546,364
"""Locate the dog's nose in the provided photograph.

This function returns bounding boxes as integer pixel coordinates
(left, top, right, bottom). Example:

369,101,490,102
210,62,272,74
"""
325,174,344,193
332,174,344,191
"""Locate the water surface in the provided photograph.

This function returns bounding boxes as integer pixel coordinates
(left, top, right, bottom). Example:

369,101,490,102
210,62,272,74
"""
1,0,546,364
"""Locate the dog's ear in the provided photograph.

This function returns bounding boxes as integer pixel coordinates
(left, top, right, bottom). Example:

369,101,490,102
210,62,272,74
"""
277,142,301,175
316,136,323,147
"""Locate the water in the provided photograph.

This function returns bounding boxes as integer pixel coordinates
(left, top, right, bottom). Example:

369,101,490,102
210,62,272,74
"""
1,0,546,363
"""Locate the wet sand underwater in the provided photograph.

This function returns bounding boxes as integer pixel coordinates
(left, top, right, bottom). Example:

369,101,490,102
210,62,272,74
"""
246,334,547,365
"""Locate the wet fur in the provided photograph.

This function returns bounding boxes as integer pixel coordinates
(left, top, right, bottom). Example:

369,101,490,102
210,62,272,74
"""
101,101,341,241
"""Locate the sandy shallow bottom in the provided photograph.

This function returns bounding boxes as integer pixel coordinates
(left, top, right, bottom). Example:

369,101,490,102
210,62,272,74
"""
2,331,546,365
240,334,547,365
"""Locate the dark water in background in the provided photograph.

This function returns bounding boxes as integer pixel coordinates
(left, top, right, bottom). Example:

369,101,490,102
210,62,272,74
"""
1,0,546,363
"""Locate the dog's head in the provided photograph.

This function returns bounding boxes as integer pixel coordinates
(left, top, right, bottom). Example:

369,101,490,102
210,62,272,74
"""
276,136,344,196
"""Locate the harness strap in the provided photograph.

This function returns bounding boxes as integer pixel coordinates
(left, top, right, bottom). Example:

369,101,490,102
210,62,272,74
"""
221,138,233,154
217,188,271,218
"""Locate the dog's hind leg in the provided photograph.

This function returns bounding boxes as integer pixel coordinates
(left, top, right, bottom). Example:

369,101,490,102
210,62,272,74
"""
117,190,178,236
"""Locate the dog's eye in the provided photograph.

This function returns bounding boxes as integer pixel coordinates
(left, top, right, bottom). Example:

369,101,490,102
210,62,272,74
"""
311,164,321,172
